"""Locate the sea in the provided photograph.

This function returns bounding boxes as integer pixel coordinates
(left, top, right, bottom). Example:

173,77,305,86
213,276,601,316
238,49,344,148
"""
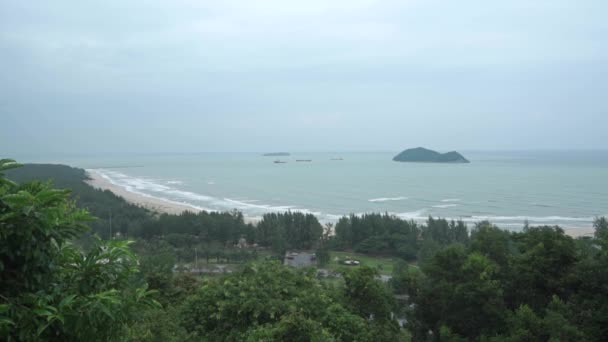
14,150,608,232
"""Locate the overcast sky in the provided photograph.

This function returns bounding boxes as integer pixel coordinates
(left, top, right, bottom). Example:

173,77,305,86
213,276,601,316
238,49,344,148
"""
1,0,607,155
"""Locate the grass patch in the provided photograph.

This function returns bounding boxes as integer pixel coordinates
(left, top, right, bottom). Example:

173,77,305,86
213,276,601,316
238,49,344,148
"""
326,251,398,276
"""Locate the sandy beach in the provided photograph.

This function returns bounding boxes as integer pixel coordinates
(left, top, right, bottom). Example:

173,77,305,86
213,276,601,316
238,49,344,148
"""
86,169,262,225
562,227,595,238
86,170,204,215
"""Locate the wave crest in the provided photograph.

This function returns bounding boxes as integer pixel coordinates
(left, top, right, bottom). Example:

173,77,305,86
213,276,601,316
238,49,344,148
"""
369,196,408,202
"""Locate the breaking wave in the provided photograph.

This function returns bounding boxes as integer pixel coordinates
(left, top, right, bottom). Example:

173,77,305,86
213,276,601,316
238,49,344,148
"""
88,169,320,216
432,204,460,209
368,196,408,202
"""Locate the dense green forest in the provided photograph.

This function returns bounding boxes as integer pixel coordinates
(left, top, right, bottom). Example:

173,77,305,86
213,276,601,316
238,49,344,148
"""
5,164,152,240
3,161,608,341
332,214,468,261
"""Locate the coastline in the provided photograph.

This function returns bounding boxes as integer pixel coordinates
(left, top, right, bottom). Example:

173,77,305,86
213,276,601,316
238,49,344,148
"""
85,169,595,238
562,227,595,238
85,169,262,225
86,169,203,215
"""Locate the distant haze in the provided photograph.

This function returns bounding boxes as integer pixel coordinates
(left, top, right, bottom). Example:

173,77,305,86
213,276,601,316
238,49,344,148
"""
1,0,607,155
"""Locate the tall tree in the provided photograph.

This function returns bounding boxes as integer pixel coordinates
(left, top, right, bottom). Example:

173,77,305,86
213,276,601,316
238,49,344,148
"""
412,246,506,339
509,226,578,311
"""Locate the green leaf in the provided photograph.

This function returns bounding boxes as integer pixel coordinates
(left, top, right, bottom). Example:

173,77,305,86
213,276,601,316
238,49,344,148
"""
0,318,14,327
32,309,53,317
59,294,77,309
99,304,115,319
36,322,51,336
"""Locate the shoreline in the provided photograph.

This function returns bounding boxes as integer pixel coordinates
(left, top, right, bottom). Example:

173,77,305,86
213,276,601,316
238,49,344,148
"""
85,169,595,238
86,169,262,225
86,169,204,215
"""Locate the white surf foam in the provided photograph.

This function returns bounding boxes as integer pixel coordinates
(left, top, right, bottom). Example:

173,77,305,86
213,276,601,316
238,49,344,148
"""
89,169,213,212
467,215,595,223
432,204,460,209
89,169,599,230
390,210,594,227
94,169,320,215
221,198,322,216
223,198,294,211
164,189,215,202
368,196,408,202
395,210,428,220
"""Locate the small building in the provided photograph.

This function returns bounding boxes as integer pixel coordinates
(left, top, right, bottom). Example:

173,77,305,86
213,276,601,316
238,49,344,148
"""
284,251,316,268
235,237,249,249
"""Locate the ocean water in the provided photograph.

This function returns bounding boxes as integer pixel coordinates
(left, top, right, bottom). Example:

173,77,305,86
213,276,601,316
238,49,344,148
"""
17,151,608,231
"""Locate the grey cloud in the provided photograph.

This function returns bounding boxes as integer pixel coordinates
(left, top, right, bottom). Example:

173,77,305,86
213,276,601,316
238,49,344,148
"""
1,0,607,155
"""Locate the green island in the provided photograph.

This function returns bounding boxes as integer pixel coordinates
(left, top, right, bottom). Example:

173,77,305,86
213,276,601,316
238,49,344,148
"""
393,147,470,163
2,160,608,341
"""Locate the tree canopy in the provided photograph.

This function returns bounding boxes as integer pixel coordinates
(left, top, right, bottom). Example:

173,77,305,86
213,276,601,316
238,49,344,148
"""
1,160,157,341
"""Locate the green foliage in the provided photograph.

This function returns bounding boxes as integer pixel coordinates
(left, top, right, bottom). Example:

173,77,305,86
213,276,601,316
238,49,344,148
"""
343,266,394,321
470,221,513,268
543,296,585,341
246,312,336,342
439,325,468,342
565,232,608,340
257,212,323,253
5,164,151,240
6,164,258,262
594,216,608,244
142,210,253,245
179,262,386,341
1,178,92,297
128,305,192,342
334,213,421,260
408,220,608,341
7,162,608,341
0,159,22,188
423,217,469,245
334,214,469,262
500,304,544,341
4,239,159,341
509,226,578,311
416,237,442,265
487,297,585,341
390,260,420,297
412,246,506,339
1,162,156,341
137,239,177,276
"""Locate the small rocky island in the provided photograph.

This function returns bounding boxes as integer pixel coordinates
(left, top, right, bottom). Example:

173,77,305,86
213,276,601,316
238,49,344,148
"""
393,147,470,163
263,152,290,157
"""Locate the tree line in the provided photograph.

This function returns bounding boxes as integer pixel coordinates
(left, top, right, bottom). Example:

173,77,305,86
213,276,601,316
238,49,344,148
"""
332,213,469,262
